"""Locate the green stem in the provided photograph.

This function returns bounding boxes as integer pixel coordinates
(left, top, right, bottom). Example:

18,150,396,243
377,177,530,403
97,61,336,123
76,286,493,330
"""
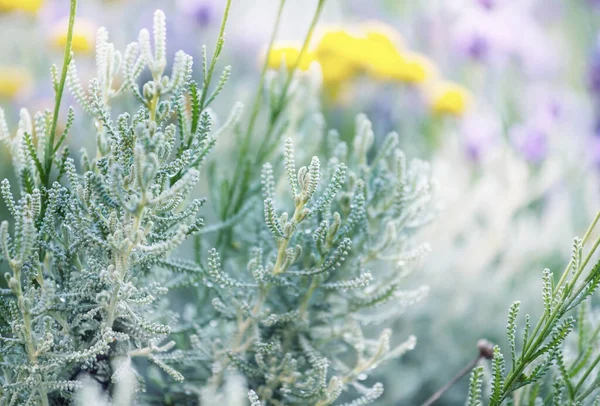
523,211,600,357
105,203,145,328
43,0,78,188
574,351,600,393
570,322,600,376
273,201,305,275
274,0,325,114
11,264,49,405
197,0,233,115
496,215,600,405
576,374,600,402
253,0,326,162
168,0,233,187
298,278,318,318
243,0,287,148
217,0,287,248
554,211,600,293
578,233,600,282
218,0,326,247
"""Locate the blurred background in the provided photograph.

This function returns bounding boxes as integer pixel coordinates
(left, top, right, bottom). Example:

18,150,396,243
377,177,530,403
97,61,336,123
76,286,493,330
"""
1,0,600,404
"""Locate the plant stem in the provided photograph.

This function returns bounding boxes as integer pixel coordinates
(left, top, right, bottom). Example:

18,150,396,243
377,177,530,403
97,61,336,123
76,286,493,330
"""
10,263,49,405
105,202,145,328
274,0,325,114
217,0,287,248
420,355,483,406
218,0,326,247
253,0,326,161
497,215,600,405
523,211,600,357
43,0,78,188
554,211,600,293
197,0,232,115
243,0,287,148
574,351,600,393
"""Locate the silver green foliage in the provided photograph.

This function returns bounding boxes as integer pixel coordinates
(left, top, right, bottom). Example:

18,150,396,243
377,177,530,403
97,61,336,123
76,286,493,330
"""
0,10,219,405
0,8,435,406
173,106,435,405
466,221,600,406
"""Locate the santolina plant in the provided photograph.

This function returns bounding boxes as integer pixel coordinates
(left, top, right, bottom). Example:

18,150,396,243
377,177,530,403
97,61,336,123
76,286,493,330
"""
0,1,600,405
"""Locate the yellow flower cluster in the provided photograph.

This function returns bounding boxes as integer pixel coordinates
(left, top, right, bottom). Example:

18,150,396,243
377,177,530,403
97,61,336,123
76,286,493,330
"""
266,21,471,116
266,44,314,71
0,0,43,13
0,65,32,99
50,17,97,54
427,81,471,117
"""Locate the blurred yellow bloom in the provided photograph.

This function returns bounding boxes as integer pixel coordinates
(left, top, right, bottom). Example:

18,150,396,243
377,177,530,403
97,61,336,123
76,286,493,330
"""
315,29,364,66
51,18,97,54
366,50,435,84
264,22,443,103
266,44,315,71
0,0,43,13
429,82,470,116
359,20,404,53
0,66,32,99
396,52,437,83
318,53,356,87
363,49,402,80
315,24,434,86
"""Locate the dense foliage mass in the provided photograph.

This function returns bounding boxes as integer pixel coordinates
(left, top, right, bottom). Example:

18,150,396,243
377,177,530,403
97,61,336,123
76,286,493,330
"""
0,2,600,406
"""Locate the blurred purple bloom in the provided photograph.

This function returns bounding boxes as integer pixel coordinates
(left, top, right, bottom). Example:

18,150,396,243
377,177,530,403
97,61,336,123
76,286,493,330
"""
497,3,558,76
461,112,501,161
588,0,600,9
475,0,495,10
589,122,600,166
453,9,504,63
453,2,558,75
465,35,490,61
177,0,217,28
588,39,600,96
510,122,549,163
509,89,563,164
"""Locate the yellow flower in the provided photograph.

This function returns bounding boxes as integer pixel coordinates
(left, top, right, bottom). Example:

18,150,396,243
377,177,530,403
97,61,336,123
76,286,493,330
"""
354,23,435,85
359,20,404,53
51,18,97,54
393,52,437,84
315,29,363,65
0,66,33,99
318,54,356,88
429,81,471,116
362,47,402,80
264,22,440,102
266,44,315,71
0,0,43,13
313,29,364,88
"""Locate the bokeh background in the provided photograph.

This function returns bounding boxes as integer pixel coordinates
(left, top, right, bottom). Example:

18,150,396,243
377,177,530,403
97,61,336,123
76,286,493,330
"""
2,0,600,404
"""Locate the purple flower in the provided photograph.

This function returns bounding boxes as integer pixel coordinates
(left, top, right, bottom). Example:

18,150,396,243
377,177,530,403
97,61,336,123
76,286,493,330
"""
465,35,490,61
510,122,549,163
177,0,218,28
452,8,511,64
461,112,501,162
510,88,563,164
587,118,600,166
475,0,496,10
587,0,600,10
453,10,493,62
588,37,600,96
495,4,558,77
453,2,558,75
590,136,600,167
